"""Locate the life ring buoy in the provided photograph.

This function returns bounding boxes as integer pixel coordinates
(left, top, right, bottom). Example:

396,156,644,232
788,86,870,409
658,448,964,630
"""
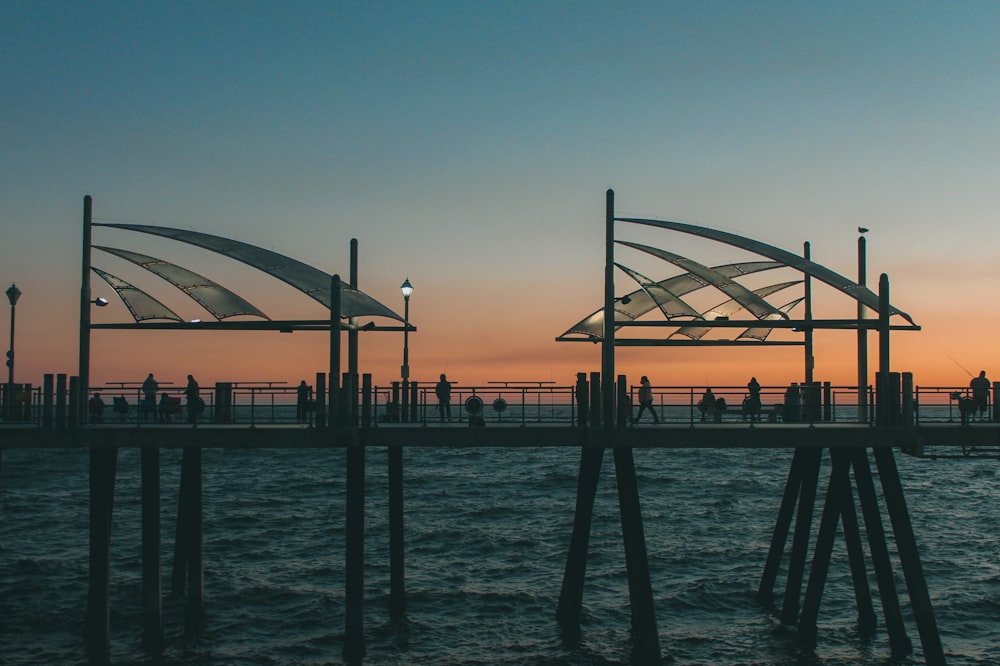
465,396,484,414
493,398,507,413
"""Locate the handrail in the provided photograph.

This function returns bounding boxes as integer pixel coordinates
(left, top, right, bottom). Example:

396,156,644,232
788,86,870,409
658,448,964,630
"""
1,380,994,428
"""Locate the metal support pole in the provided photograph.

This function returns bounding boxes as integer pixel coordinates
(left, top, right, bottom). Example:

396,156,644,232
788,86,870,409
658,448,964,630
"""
349,239,359,427
878,274,890,426
79,196,93,426
857,235,868,423
804,241,814,384
602,188,615,427
329,274,341,429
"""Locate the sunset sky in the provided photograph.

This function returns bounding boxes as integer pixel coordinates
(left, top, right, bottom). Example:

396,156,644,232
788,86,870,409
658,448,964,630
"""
3,2,1000,395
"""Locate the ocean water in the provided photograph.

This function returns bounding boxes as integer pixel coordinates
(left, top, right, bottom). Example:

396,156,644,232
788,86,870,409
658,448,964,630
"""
0,443,996,665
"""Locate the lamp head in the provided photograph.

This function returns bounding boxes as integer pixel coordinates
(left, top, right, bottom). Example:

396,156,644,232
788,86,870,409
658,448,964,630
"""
6,283,21,307
93,297,108,307
401,278,413,300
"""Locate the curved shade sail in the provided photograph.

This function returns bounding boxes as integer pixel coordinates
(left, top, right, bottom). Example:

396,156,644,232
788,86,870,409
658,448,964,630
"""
559,261,782,340
95,246,269,320
94,223,404,321
92,267,183,322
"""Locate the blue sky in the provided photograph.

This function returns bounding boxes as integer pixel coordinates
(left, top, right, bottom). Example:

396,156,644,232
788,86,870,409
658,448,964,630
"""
3,2,1000,388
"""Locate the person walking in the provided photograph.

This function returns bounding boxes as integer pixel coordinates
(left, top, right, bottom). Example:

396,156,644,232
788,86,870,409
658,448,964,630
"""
635,375,659,423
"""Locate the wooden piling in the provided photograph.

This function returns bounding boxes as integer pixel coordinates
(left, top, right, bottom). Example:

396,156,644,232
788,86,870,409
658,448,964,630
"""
613,445,662,664
388,368,406,619
141,447,163,653
343,429,366,663
873,447,946,664
758,447,807,605
850,447,911,656
838,461,876,634
780,446,821,625
797,448,852,648
556,441,603,640
85,446,118,663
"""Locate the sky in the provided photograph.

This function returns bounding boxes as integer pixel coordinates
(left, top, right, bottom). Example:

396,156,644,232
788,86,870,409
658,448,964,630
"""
3,1,1000,395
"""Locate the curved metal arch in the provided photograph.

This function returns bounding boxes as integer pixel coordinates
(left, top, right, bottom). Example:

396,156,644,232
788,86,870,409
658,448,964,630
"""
558,260,783,340
618,241,789,320
92,267,183,322
616,217,915,325
94,223,403,322
95,246,269,320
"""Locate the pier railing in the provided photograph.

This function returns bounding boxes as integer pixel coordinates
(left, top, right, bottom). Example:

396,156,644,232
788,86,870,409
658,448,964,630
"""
2,377,996,428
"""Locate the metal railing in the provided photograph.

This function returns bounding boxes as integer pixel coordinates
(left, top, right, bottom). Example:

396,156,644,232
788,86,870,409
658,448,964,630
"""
1,379,996,428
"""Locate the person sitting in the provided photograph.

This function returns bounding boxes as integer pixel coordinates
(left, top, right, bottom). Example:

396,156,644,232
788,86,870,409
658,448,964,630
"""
88,392,105,424
158,392,174,422
698,388,716,421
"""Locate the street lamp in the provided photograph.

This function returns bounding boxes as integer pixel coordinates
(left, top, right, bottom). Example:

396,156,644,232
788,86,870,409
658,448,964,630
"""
6,283,22,419
400,278,412,421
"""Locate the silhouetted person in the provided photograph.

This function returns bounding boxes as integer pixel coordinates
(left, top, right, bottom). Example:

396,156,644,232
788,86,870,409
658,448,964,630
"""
296,380,313,423
698,388,715,421
743,376,762,422
185,374,199,400
141,373,158,420
635,375,659,423
784,382,802,423
158,392,172,422
970,370,990,421
435,373,452,422
88,392,105,424
184,375,203,423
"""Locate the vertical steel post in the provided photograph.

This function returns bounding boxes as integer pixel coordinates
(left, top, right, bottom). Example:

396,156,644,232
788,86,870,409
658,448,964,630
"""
330,274,341,428
349,240,359,426
878,274,890,425
79,196,93,425
857,235,868,423
759,448,806,604
803,242,814,384
602,189,615,427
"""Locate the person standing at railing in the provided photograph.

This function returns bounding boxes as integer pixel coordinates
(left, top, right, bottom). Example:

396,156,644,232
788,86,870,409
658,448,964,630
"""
436,373,453,422
970,370,991,421
296,380,313,423
141,373,158,421
185,374,203,423
635,375,659,424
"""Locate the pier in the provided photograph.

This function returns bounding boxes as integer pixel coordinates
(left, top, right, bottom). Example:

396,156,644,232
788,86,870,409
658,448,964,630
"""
1,192,989,664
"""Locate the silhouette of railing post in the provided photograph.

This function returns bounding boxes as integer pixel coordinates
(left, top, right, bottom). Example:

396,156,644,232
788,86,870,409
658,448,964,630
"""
315,372,326,428
42,373,53,428
56,373,67,429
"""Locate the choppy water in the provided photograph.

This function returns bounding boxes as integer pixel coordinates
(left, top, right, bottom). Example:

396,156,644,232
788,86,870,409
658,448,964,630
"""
0,443,996,665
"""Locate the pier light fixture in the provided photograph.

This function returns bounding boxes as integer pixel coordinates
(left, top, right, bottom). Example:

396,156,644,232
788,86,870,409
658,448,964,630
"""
400,278,412,382
92,296,108,307
6,283,22,418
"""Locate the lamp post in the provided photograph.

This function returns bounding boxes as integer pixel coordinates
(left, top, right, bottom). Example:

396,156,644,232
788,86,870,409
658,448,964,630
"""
400,278,412,422
6,283,21,419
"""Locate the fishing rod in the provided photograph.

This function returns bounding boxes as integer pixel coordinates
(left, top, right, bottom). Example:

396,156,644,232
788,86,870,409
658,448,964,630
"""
945,354,974,378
